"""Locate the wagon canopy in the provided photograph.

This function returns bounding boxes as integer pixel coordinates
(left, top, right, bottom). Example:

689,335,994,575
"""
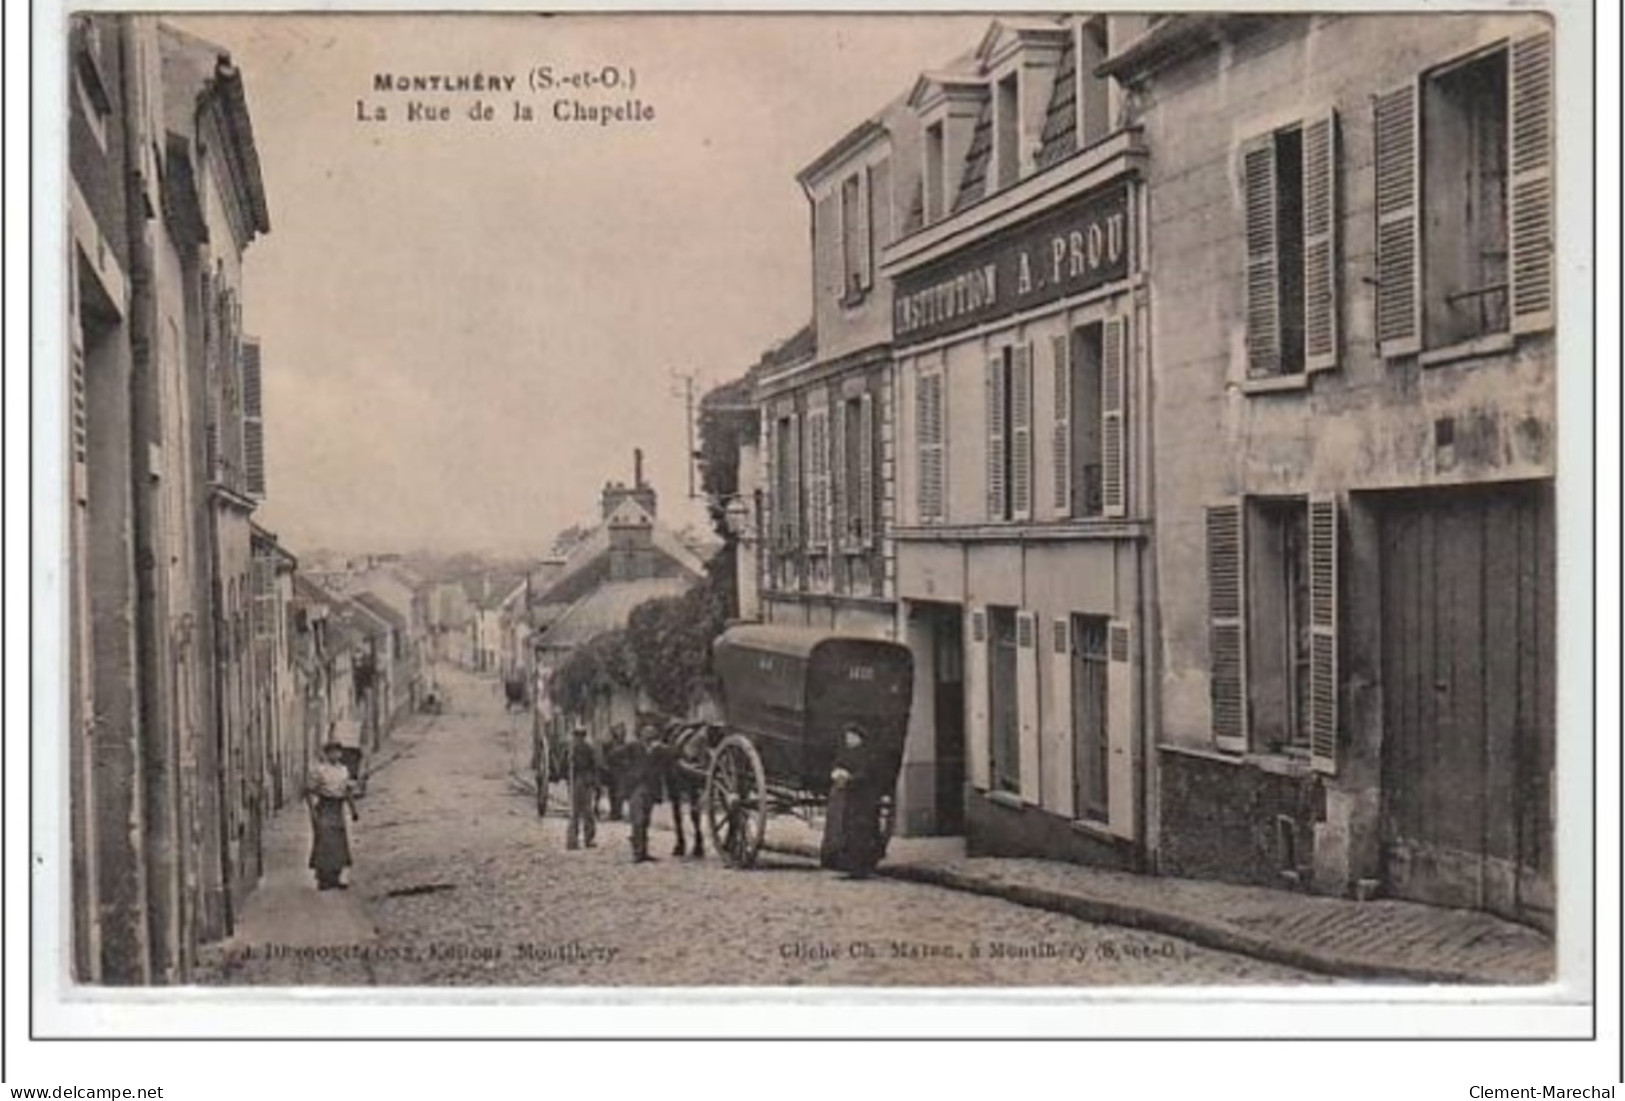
712,624,913,796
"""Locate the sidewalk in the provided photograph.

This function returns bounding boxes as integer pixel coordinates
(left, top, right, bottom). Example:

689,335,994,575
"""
759,819,1554,986
194,719,420,985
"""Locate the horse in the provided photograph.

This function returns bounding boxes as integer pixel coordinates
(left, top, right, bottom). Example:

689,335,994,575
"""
657,720,724,859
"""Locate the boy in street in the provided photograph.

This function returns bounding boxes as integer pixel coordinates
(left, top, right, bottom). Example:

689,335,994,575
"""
621,723,667,863
565,727,598,850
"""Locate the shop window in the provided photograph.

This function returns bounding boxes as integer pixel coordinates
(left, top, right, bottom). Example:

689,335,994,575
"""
1241,112,1338,379
1374,31,1553,356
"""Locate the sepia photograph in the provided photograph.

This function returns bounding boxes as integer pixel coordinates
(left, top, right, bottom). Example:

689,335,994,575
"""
49,2,1583,1012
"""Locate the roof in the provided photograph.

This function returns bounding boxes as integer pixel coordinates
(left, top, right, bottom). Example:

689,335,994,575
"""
352,591,407,633
537,577,694,652
714,623,910,662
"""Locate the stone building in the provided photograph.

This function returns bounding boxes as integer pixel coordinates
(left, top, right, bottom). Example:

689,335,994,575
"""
1105,12,1556,927
884,16,1154,855
66,14,273,982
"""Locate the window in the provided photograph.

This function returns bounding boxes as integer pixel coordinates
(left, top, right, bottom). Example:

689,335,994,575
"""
988,606,1020,794
839,392,874,546
924,122,946,224
772,413,800,549
995,72,1021,189
71,17,112,152
805,401,831,551
985,344,1032,521
1423,51,1508,346
915,368,945,523
1206,497,1340,771
840,172,871,300
1077,20,1111,147
1241,113,1338,379
1051,317,1127,520
1375,31,1554,356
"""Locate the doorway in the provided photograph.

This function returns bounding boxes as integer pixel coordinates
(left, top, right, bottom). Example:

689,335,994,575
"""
930,605,966,834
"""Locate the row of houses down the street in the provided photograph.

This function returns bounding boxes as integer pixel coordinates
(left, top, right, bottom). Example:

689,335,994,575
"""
738,11,1556,929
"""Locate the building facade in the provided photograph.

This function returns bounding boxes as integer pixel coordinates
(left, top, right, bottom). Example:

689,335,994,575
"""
885,16,1154,858
66,14,274,982
1108,13,1556,927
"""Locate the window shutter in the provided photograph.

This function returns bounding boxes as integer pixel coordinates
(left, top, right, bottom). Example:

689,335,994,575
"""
1016,610,1041,803
241,340,266,498
1010,344,1033,521
70,342,89,505
1241,132,1280,377
1373,81,1421,356
859,391,875,546
816,191,842,304
1105,619,1136,839
1206,502,1248,752
764,418,778,545
868,157,892,261
1100,316,1128,518
916,371,944,524
966,606,991,790
1051,334,1071,515
986,355,1006,520
787,413,802,546
806,405,829,551
1508,30,1555,334
1308,495,1339,775
1046,616,1075,818
1302,110,1340,372
856,169,873,291
831,397,847,548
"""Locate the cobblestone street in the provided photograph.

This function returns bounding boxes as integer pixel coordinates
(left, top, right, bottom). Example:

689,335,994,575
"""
205,670,1323,987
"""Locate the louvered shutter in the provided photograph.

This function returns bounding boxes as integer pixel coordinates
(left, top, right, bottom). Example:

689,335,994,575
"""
916,371,945,524
807,404,829,551
764,417,779,546
966,607,990,790
858,391,875,546
1241,132,1280,377
831,396,847,548
787,413,802,547
1051,334,1071,515
1105,619,1136,839
1100,317,1128,518
1010,344,1033,521
816,192,842,305
1016,610,1041,803
1308,495,1339,775
241,340,266,498
855,170,873,291
1302,110,1340,372
1508,30,1555,334
1373,81,1421,356
1046,616,1075,817
986,355,1007,520
1206,502,1248,752
70,341,89,507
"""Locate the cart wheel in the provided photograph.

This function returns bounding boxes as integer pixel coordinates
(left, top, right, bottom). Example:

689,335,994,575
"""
703,734,767,869
534,734,551,818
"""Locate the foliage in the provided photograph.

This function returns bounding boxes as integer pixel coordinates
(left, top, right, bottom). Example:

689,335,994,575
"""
549,629,636,716
549,523,593,559
622,574,731,717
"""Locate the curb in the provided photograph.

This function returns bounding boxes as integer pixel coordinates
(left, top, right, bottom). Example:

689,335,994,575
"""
760,839,1508,986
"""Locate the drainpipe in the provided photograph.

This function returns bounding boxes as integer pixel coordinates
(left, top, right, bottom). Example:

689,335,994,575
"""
118,13,176,983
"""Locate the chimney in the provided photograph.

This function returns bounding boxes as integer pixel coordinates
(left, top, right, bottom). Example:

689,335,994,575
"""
634,448,644,488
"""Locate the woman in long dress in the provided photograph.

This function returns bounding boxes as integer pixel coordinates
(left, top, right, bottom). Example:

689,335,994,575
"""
820,724,883,879
307,741,359,890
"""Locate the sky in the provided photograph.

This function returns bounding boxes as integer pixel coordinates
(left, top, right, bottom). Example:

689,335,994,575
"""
166,12,989,557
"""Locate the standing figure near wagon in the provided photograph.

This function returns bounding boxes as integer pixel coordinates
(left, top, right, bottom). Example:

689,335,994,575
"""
564,727,599,850
820,723,885,879
619,722,668,863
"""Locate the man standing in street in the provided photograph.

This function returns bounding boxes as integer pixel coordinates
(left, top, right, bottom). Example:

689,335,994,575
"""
620,723,667,863
602,723,629,821
565,727,598,850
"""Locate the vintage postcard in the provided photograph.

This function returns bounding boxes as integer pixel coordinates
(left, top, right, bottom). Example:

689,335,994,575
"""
40,2,1596,1038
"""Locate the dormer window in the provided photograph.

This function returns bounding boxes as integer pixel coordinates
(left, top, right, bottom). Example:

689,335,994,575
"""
994,72,1021,188
924,122,946,223
1078,19,1113,147
840,171,872,300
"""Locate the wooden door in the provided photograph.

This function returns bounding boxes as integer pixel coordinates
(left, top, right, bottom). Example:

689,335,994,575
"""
932,608,966,834
1379,481,1554,928
1071,616,1109,824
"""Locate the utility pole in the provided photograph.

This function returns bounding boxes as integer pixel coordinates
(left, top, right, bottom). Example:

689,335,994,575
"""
670,370,698,498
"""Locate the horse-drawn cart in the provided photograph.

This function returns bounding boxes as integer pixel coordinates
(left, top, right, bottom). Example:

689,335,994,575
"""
693,624,914,870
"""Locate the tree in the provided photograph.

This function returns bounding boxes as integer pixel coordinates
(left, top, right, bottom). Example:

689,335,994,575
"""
548,630,636,718
549,523,592,559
